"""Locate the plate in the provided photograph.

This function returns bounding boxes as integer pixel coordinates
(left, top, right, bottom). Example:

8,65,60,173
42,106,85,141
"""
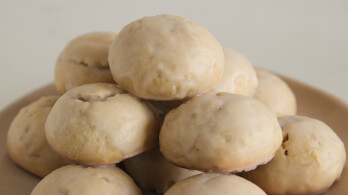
0,76,347,194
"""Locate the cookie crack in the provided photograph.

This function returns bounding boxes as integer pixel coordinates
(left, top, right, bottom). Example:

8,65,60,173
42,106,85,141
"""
282,133,289,156
76,93,119,103
69,59,110,70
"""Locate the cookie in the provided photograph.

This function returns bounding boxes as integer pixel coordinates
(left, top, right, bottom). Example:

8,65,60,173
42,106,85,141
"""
6,96,70,177
253,68,296,116
108,14,224,100
241,116,346,194
45,83,160,165
55,32,117,94
124,147,201,193
31,165,141,195
150,47,257,115
212,47,258,96
159,93,282,173
165,173,266,195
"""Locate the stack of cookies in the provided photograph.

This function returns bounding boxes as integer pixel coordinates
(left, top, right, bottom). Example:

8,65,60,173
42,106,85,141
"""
6,14,346,195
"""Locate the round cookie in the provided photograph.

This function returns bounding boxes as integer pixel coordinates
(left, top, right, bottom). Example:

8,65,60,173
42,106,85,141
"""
159,93,282,173
45,83,160,165
6,96,70,177
55,32,117,94
108,14,224,100
150,47,257,115
212,47,258,96
124,147,201,193
165,173,266,195
31,165,141,195
253,68,296,116
241,116,346,195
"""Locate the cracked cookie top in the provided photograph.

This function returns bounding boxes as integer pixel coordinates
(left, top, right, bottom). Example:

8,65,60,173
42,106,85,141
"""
159,93,282,173
45,83,160,165
54,32,117,94
241,115,346,194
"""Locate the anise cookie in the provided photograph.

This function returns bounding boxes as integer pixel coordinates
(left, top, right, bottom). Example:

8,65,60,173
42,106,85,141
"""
108,14,224,100
165,173,266,195
212,47,258,96
124,147,201,193
150,47,257,115
7,96,70,177
159,93,282,173
55,32,117,94
31,165,141,195
241,116,346,195
253,68,296,116
45,83,159,165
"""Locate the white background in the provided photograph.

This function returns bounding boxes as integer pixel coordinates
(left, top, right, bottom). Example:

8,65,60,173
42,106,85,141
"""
0,0,347,110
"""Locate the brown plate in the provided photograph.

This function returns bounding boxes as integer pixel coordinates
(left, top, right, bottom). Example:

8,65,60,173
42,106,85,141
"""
0,76,347,194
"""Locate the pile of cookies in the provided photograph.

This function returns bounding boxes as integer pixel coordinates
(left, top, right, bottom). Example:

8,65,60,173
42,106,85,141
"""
7,14,346,195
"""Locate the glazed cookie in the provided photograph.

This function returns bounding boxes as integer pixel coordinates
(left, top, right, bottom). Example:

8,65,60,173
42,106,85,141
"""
55,32,117,94
150,47,257,115
211,47,258,96
6,96,70,177
108,14,224,100
45,83,159,165
241,116,346,195
124,147,201,193
159,93,282,173
31,165,141,195
253,68,296,116
165,173,266,195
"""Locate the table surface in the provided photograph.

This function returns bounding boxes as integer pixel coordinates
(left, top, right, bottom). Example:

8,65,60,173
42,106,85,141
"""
0,0,347,110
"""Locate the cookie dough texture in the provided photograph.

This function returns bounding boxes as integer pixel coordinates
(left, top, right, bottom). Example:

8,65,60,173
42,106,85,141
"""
253,68,296,116
6,96,70,177
241,116,346,195
31,165,141,195
211,47,258,96
55,32,117,94
165,173,266,195
108,14,224,100
45,83,159,165
159,93,282,173
124,148,201,193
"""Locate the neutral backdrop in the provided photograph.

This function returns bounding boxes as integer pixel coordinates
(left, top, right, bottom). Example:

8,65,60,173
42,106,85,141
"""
0,0,347,110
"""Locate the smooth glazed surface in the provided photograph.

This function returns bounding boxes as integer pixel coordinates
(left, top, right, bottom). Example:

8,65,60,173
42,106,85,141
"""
7,96,70,177
108,14,224,100
253,68,297,116
165,173,266,195
124,147,201,193
55,32,117,94
31,165,141,195
45,83,159,165
211,47,258,96
241,115,346,194
159,93,282,173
